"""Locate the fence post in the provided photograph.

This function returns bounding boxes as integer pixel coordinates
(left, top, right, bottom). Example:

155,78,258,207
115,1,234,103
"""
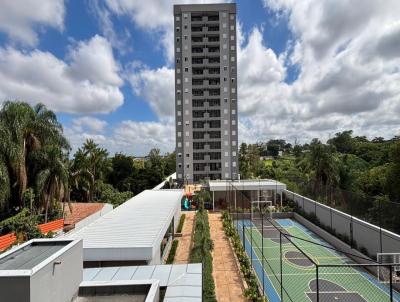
379,197,383,254
316,266,320,302
390,265,393,302
242,189,245,251
280,232,283,301
261,212,265,296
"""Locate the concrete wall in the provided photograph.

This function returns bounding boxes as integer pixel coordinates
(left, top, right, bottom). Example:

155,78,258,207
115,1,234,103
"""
285,189,400,257
30,240,83,302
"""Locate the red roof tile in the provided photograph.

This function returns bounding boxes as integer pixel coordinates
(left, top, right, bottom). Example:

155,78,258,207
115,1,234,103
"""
63,203,105,227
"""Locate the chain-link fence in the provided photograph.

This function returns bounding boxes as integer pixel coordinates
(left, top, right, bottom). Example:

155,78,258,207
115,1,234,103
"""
225,182,400,302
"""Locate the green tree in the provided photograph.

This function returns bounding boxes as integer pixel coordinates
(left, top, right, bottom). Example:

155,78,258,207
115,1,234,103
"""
386,141,400,201
327,130,354,153
0,101,69,212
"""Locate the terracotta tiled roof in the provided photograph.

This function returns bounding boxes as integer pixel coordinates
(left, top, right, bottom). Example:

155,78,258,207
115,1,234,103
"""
63,203,105,227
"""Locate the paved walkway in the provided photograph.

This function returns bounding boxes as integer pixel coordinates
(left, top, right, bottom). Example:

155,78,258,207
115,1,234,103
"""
209,212,246,302
174,211,195,264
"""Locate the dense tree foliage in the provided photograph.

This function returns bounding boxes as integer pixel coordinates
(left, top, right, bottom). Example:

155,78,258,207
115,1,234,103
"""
0,101,176,225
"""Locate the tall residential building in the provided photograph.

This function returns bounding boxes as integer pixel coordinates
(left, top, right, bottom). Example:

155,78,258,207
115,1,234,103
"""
174,3,239,183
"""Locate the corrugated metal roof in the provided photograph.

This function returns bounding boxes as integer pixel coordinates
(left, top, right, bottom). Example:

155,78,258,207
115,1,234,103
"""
68,189,183,260
83,264,202,302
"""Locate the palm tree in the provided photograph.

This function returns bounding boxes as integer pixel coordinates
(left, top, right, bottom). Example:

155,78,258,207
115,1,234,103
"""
0,101,69,208
36,146,69,222
0,155,10,212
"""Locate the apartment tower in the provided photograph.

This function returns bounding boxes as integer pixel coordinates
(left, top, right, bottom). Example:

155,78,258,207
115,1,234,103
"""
174,3,239,183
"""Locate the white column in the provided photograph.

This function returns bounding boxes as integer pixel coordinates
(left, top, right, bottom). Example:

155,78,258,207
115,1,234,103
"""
212,191,215,210
234,190,237,209
280,191,283,207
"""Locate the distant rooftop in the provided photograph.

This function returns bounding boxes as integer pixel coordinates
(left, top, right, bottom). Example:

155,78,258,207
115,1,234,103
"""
64,202,105,227
208,179,287,192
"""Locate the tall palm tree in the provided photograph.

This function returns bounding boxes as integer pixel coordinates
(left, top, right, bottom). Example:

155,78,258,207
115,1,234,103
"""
0,101,69,208
0,155,10,212
36,146,69,223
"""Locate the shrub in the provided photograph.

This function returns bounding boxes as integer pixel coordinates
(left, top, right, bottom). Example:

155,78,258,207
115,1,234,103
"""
0,208,42,240
177,214,186,233
166,239,179,264
220,211,265,302
190,209,216,302
96,182,134,207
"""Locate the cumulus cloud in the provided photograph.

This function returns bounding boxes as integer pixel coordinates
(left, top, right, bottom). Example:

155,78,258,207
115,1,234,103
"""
0,35,124,114
0,0,65,46
72,116,108,133
99,0,230,62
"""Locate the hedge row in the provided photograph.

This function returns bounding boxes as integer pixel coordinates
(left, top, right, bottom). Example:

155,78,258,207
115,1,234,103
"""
177,214,186,233
221,211,267,302
190,209,216,302
166,239,179,264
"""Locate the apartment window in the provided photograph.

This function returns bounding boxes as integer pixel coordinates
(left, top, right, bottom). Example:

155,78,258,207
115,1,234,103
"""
225,162,229,167
178,163,182,168
231,98,236,103
224,120,228,125
223,23,227,28
177,121,181,126
184,25,188,30
185,110,189,115
232,109,236,114
230,25,235,30
232,88,236,93
232,130,236,135
224,141,228,146
185,99,189,104
224,130,228,135
230,14,234,20
184,35,188,40
178,153,182,158
231,35,234,41
185,121,189,126
225,151,229,156
178,142,182,147
223,55,227,60
225,173,229,178
223,77,227,82
176,37,180,42
177,100,181,105
183,13,188,19
176,47,181,52
222,12,227,17
184,45,188,50
223,87,228,92
223,33,227,38
184,57,188,61
224,109,228,114
177,68,181,74
224,98,228,103
184,77,188,82
184,88,188,93
185,131,189,137
177,79,181,84
186,153,189,157
232,151,236,156
186,164,190,168
231,67,235,72
230,45,235,51
184,67,189,72
177,111,181,116
224,66,228,71
176,58,180,64
232,141,237,146
223,44,227,49
178,132,182,137
231,78,235,83
233,162,237,167
176,16,180,21
176,27,180,32
232,120,236,125
185,142,189,147
231,56,236,62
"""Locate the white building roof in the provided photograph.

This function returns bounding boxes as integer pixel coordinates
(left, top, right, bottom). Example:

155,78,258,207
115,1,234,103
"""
83,263,202,302
208,179,287,192
68,189,184,261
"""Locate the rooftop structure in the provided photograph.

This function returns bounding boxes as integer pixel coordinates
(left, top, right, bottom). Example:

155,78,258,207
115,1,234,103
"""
68,189,183,266
83,263,202,302
0,239,82,302
174,3,239,183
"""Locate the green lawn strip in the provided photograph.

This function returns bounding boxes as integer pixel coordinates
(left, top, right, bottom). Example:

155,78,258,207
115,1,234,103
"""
166,239,179,264
177,214,185,233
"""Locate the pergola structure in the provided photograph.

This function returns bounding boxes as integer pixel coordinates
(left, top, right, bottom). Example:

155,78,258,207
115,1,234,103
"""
208,179,287,210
